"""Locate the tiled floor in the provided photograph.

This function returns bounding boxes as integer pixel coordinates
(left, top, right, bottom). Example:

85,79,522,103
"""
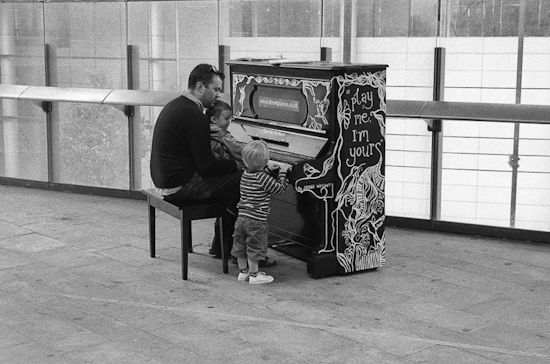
1,185,549,363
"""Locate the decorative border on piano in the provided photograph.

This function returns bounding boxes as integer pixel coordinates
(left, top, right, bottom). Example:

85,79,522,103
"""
232,74,332,130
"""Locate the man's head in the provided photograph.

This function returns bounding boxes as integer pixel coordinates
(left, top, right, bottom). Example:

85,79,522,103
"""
188,64,225,109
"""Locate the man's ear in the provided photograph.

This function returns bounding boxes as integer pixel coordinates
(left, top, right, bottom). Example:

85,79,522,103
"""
195,81,205,94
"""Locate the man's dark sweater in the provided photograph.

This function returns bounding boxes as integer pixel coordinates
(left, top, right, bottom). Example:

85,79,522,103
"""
150,95,238,189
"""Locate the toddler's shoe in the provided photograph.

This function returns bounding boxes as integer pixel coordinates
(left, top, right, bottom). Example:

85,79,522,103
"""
237,270,250,282
249,271,274,285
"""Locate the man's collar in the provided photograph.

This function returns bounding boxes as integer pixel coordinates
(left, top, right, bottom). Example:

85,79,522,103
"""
182,91,204,111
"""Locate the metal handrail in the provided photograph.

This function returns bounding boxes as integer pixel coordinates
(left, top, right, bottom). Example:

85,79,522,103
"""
2,84,550,124
387,99,550,125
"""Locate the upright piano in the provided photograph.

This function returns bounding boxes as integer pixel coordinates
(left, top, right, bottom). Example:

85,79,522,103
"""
227,60,387,278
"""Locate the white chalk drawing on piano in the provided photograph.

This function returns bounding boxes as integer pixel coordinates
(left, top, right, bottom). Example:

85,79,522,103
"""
295,156,336,253
302,82,331,130
233,74,248,115
333,71,386,272
231,74,331,130
334,147,385,272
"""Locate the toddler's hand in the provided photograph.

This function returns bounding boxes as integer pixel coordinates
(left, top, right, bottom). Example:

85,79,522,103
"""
266,164,280,177
284,163,294,173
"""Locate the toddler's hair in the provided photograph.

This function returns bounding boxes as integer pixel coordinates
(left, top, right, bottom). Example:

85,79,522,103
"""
206,100,232,119
242,140,269,172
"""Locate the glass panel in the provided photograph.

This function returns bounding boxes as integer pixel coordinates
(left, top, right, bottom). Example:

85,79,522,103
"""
43,2,128,188
137,105,164,191
129,1,218,92
177,1,219,88
377,0,410,37
444,0,550,38
0,3,48,181
0,3,45,85
322,0,341,37
410,0,438,37
356,0,376,37
515,123,550,232
440,37,518,104
1,3,45,85
129,1,219,190
441,121,514,227
0,100,48,181
219,0,322,61
44,2,127,89
385,118,431,218
525,0,550,37
224,0,320,37
57,102,128,189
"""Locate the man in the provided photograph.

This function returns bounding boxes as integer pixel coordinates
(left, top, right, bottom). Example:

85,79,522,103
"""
150,63,275,267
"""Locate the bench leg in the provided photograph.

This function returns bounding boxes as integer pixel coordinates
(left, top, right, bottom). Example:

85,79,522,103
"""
148,200,156,258
188,224,193,254
220,217,228,274
181,213,191,280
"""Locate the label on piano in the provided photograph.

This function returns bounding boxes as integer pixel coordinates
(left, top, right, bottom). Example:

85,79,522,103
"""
257,96,300,112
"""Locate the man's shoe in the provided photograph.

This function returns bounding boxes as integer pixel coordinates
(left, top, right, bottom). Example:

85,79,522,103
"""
258,257,276,268
249,272,274,285
208,248,221,257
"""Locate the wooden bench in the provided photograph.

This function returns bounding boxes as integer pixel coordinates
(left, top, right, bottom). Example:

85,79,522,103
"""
142,189,229,280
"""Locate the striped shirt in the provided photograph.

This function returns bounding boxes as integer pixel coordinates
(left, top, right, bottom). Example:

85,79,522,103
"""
237,169,288,221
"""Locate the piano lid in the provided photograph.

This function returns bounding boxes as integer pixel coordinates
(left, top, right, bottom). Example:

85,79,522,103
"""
228,59,388,71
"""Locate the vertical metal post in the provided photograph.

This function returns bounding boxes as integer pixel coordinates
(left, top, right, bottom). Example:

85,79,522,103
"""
219,45,231,93
321,47,332,62
44,43,61,183
127,45,141,191
510,0,525,227
341,0,352,63
430,47,445,221
45,44,53,183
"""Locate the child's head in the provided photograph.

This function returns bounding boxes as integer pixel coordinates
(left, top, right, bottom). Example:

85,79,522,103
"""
242,140,269,172
206,100,232,130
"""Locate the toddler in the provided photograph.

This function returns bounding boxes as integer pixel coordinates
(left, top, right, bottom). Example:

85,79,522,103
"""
206,100,243,164
231,140,289,284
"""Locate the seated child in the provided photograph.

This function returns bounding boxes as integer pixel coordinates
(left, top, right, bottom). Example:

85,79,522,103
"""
206,100,243,165
231,140,290,285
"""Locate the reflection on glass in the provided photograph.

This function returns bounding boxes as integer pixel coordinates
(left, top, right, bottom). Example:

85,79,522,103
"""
58,102,128,189
0,3,48,181
44,2,126,89
43,2,129,188
0,104,48,181
219,0,322,61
